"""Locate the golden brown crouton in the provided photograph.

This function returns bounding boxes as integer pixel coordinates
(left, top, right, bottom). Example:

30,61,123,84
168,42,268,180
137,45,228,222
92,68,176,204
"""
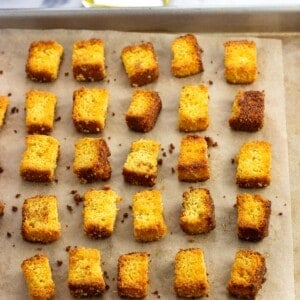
227,249,266,299
26,90,57,135
73,137,111,183
72,87,109,133
22,254,55,300
121,42,159,87
180,187,215,234
118,252,149,298
236,193,271,241
174,248,209,297
224,40,257,84
177,135,210,182
72,39,106,82
171,34,203,77
68,247,106,297
0,96,9,129
132,189,167,242
22,195,61,243
178,85,209,132
123,139,160,187
19,135,60,182
125,89,162,132
26,40,63,82
83,188,122,238
229,90,264,132
236,141,271,188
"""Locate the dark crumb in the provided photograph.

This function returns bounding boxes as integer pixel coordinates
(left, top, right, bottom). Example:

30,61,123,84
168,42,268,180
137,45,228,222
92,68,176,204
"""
157,158,163,165
36,247,42,251
103,271,109,279
54,179,58,184
113,50,116,54
65,246,71,252
152,290,161,298
0,167,3,173
108,136,111,140
12,206,18,212
105,65,108,69
112,277,115,281
66,166,70,170
168,143,175,154
7,232,12,238
223,195,226,199
208,80,213,85
204,136,218,147
56,260,63,267
0,70,3,75
105,285,110,290
0,51,4,54
7,92,12,97
171,167,175,174
55,116,61,122
212,142,218,147
162,152,167,157
0,201,4,216
121,212,129,223
73,194,83,205
70,190,77,195
10,107,19,114
103,185,111,191
14,130,17,134
107,79,110,83
66,205,73,212
64,72,69,77
231,158,235,164
208,153,210,158
65,224,68,228
161,148,164,151
170,231,173,235
118,143,122,147
211,60,213,64
114,78,116,82
188,238,195,243
278,212,283,216
112,112,115,117
12,244,15,248
128,205,132,210
284,203,287,206
233,203,237,208
215,71,218,74
15,194,21,198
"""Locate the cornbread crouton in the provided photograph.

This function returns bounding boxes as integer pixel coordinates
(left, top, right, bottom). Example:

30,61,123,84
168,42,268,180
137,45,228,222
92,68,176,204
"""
178,135,210,182
26,90,57,135
118,252,149,298
123,139,160,187
0,96,9,128
224,40,257,84
19,135,60,182
22,195,61,243
171,34,203,77
72,87,109,133
22,254,55,300
229,90,264,132
236,141,271,188
178,85,209,132
0,200,4,216
125,89,162,133
174,248,209,298
121,42,159,87
237,193,271,241
68,247,106,297
132,189,167,242
180,188,215,234
73,137,111,183
83,188,122,239
26,40,63,82
72,39,106,82
227,249,266,299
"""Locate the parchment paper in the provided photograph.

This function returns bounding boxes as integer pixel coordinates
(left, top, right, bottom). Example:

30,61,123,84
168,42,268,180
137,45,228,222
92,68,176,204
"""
0,29,294,299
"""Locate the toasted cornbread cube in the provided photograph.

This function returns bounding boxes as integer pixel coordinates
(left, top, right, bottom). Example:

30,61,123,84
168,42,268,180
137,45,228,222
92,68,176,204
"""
171,34,203,77
118,252,149,298
125,89,162,133
22,195,61,243
72,39,106,82
26,90,57,135
237,193,271,241
72,87,109,133
68,247,106,297
178,135,210,182
22,254,55,300
227,249,266,299
229,90,264,132
236,141,271,188
174,248,209,297
224,40,257,84
123,139,160,187
132,189,167,242
121,42,159,87
180,188,215,235
178,85,209,132
26,40,63,82
19,135,60,182
0,96,9,128
73,137,111,183
83,188,122,238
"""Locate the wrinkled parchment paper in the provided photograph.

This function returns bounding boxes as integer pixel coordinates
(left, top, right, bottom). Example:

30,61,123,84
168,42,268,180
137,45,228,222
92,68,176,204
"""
0,29,294,299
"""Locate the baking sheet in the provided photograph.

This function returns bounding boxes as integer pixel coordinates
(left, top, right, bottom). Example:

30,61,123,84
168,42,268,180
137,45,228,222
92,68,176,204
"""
0,29,294,299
